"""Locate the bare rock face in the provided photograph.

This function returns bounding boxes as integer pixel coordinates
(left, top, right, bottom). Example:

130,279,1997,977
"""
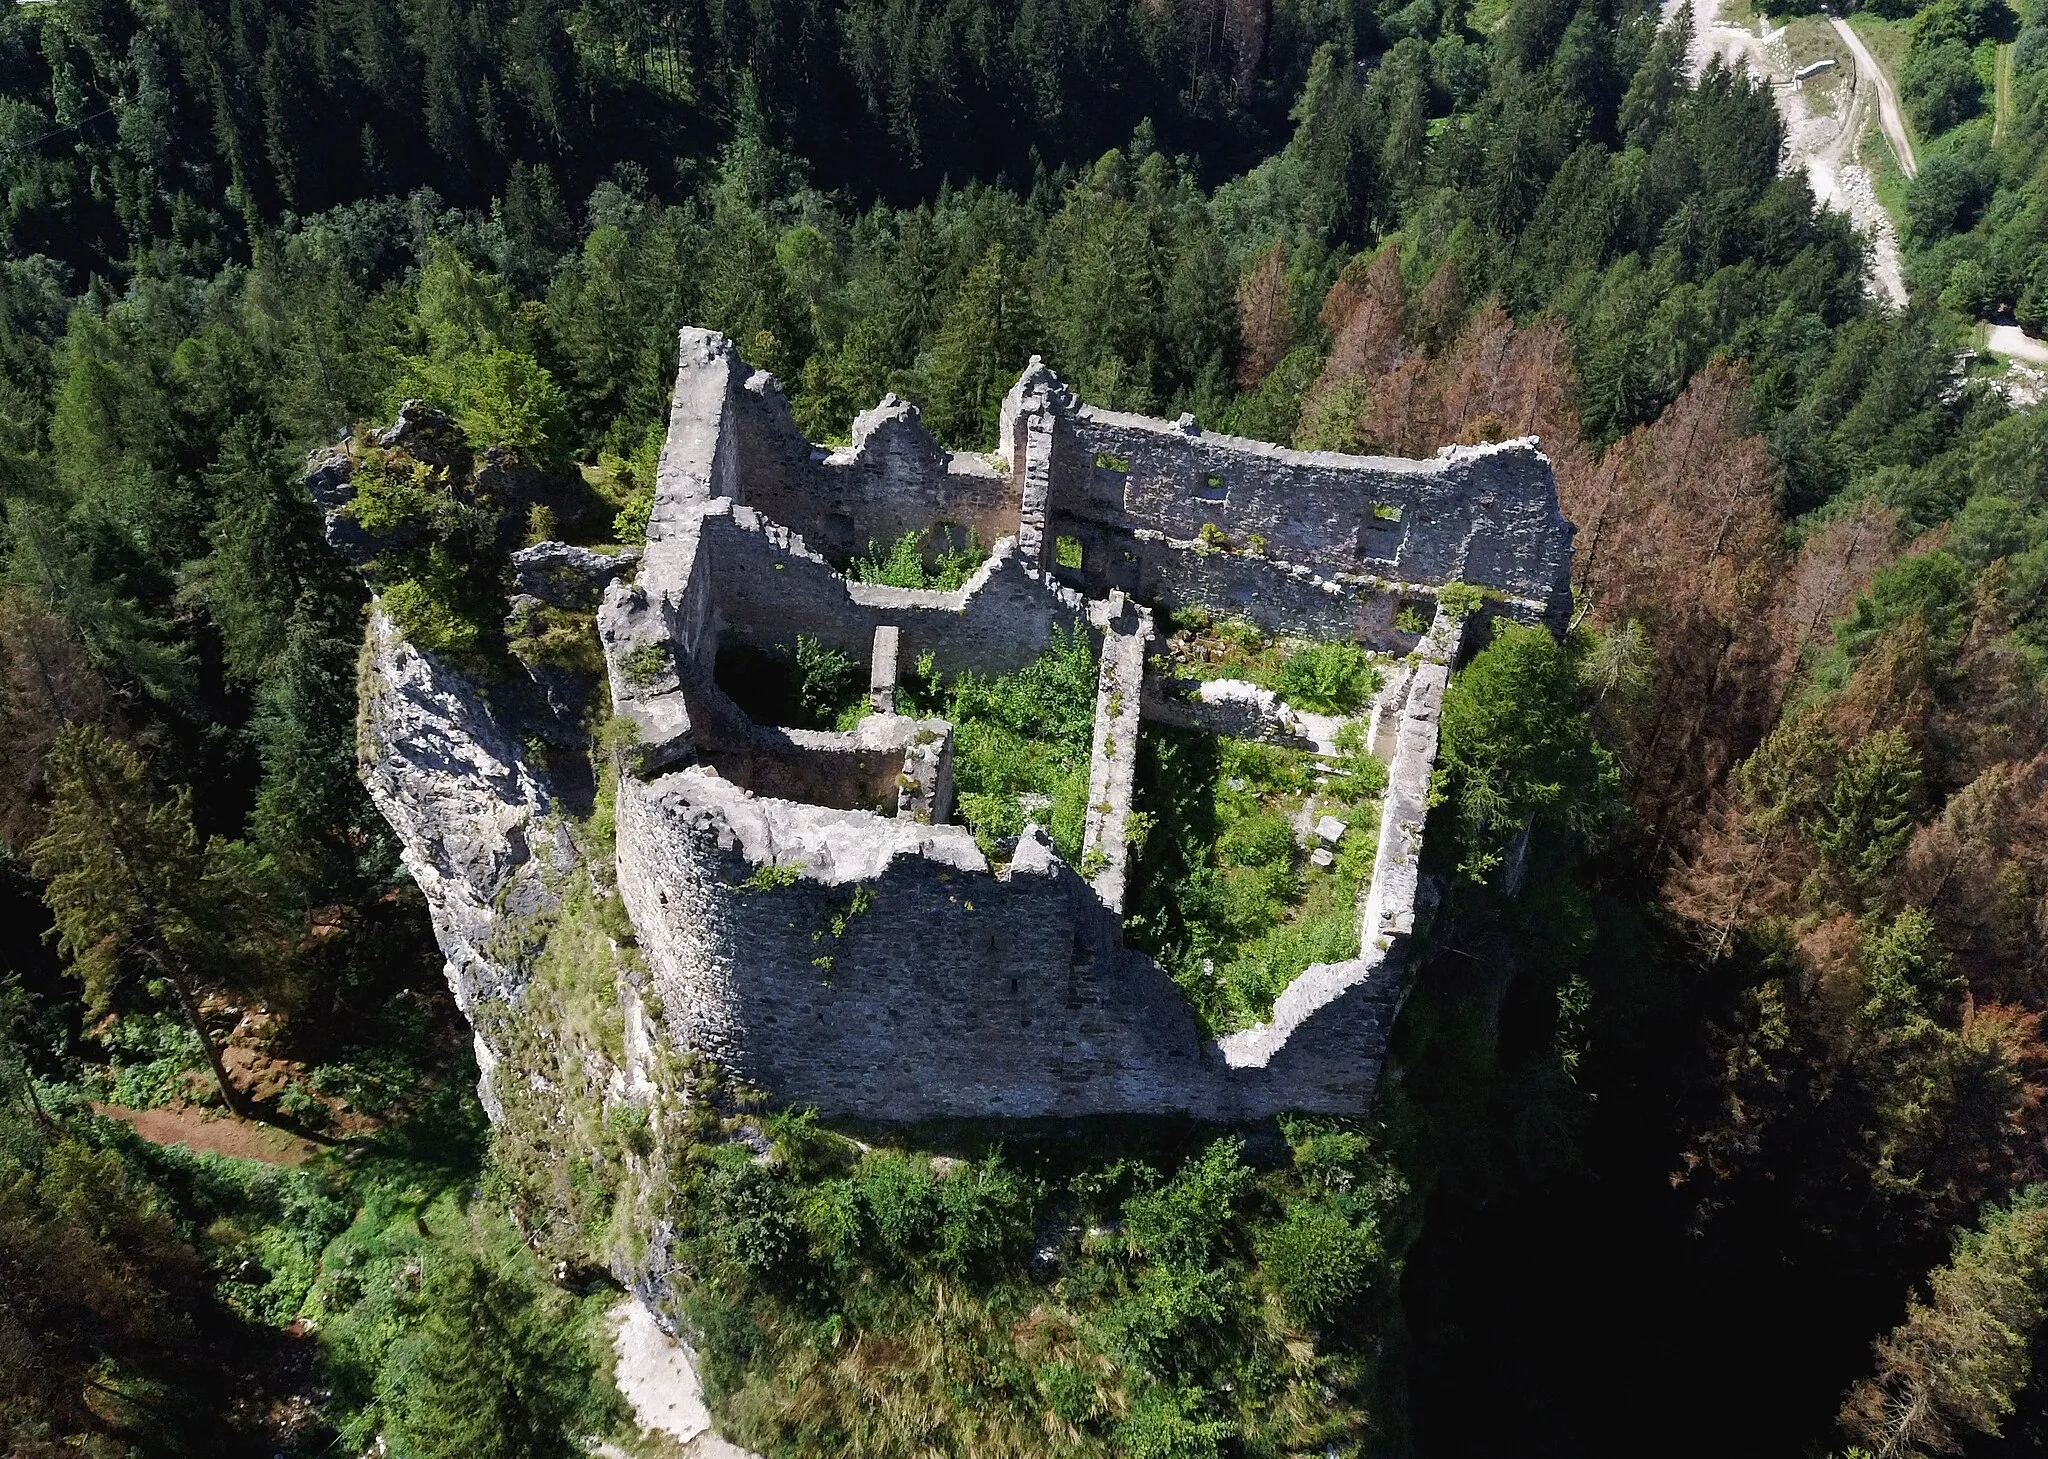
355,610,571,1115
511,541,641,608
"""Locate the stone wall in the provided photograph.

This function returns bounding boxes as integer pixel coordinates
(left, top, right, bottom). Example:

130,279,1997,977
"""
615,772,1217,1120
996,359,1575,644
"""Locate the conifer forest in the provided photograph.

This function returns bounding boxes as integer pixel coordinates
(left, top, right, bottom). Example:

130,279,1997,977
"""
4,0,2048,1454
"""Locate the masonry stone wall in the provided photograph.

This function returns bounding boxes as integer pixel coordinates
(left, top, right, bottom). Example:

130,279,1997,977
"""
615,773,1218,1120
992,362,1574,647
1043,396,1573,618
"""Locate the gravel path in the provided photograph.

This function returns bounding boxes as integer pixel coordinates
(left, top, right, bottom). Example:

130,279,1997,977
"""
1662,0,1908,306
1831,17,1918,179
1988,324,2048,366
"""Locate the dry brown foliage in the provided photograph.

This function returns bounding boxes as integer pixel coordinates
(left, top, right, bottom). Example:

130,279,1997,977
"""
1235,242,1292,391
1900,754,2048,1004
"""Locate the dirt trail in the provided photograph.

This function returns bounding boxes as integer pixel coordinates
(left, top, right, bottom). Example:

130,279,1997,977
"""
1988,324,2048,366
1830,16,1918,178
95,1102,319,1166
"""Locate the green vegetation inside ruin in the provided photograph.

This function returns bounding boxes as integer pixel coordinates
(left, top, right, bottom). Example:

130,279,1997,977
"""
666,1104,1400,1457
1163,610,1386,716
1126,728,1387,1033
715,637,872,731
846,526,988,590
899,625,1099,862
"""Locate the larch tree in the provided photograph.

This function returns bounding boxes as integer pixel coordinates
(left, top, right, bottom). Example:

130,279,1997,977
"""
1234,242,1292,390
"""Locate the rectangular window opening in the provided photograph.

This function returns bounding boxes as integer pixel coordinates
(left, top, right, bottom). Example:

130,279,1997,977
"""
1372,502,1404,522
1094,451,1130,473
1055,535,1085,570
1193,472,1228,502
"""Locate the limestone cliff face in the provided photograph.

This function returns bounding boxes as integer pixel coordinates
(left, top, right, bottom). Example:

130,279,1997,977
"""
355,610,572,1114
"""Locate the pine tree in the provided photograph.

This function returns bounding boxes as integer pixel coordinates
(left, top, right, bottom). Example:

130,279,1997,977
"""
1235,242,1292,390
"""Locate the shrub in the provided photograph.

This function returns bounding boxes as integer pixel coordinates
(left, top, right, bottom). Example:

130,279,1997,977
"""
850,527,985,589
1274,640,1380,713
381,575,482,659
346,454,467,539
1258,1199,1379,1326
794,636,861,725
1902,41,1984,137
1123,1139,1251,1268
930,625,1099,859
1905,147,1996,240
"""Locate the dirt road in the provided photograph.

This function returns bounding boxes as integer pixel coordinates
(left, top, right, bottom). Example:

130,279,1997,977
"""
1830,17,1918,179
1988,324,2048,366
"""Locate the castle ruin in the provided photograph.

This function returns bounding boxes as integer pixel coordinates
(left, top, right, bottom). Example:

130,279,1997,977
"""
568,327,1575,1122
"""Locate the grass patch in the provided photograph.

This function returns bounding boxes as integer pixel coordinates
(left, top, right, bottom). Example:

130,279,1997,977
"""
901,626,1099,862
1125,728,1385,1034
1779,17,1855,116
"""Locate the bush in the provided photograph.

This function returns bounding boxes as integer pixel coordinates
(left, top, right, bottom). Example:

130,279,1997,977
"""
928,625,1099,859
1123,1139,1252,1268
1905,147,1996,240
794,635,861,726
381,574,483,659
1258,1199,1379,1326
1902,41,1984,136
1274,640,1381,713
849,527,985,589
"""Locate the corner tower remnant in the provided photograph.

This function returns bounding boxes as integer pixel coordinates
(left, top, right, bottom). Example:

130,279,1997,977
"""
586,328,1571,1122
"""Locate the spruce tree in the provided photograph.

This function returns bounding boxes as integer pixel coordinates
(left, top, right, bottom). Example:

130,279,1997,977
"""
387,1249,594,1459
29,726,278,1117
923,243,1037,448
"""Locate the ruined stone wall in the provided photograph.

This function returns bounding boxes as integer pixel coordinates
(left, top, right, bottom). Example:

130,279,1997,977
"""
689,501,1085,678
695,715,953,819
715,361,1022,568
615,772,1220,1120
1042,400,1573,620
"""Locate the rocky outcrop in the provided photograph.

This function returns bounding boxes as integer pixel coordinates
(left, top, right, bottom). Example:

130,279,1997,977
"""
511,541,641,608
355,610,571,1115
